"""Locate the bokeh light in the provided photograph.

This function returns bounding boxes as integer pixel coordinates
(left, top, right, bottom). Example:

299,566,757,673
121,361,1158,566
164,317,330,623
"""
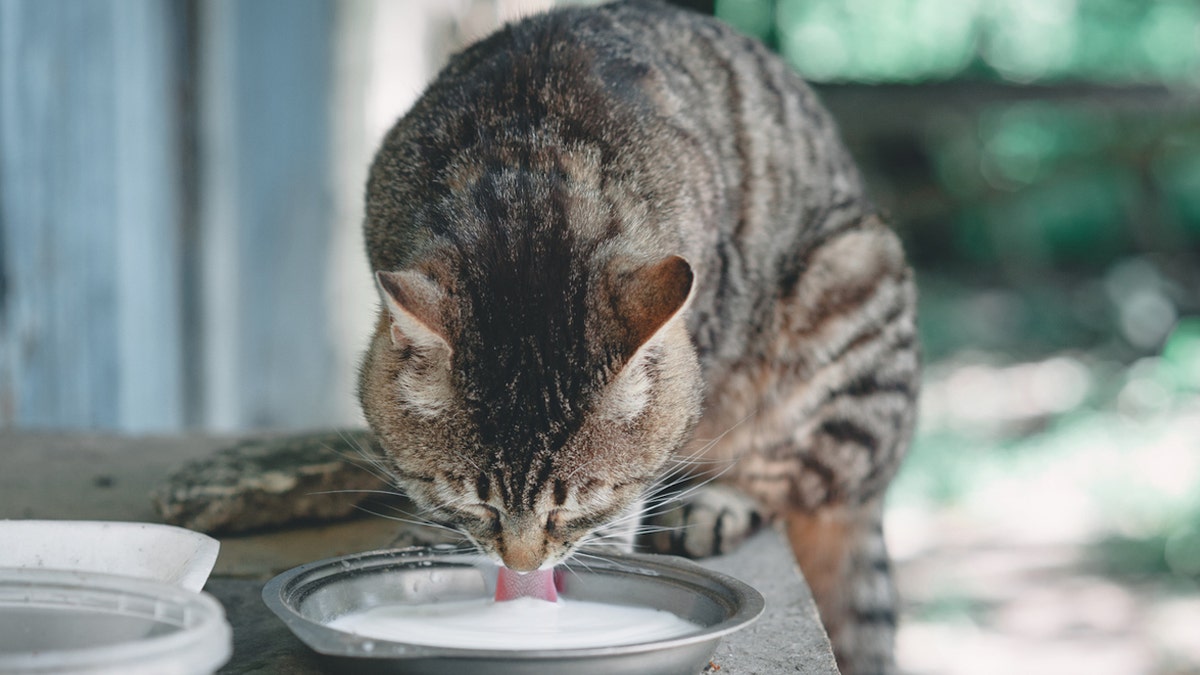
718,0,1200,84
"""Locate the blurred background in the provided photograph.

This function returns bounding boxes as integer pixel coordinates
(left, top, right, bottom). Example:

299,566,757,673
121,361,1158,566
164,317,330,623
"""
2,0,1198,672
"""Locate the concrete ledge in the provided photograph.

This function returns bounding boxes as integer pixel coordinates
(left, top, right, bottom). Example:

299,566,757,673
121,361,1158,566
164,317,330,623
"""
0,431,837,674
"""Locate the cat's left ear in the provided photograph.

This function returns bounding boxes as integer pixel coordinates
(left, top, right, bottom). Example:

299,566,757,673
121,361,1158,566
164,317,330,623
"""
376,270,452,353
611,255,694,360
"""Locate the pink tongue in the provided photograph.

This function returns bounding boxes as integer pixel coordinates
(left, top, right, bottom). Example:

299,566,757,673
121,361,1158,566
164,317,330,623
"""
494,567,558,602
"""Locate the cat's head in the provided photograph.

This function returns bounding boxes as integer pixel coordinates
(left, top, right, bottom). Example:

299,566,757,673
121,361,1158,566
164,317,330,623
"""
358,252,702,571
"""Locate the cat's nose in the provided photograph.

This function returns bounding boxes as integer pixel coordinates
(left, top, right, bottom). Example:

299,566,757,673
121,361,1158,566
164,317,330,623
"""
498,529,547,572
500,545,544,572
499,550,542,569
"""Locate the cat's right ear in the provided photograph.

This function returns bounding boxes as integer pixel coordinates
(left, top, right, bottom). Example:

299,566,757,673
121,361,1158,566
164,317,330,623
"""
611,255,694,360
376,270,452,353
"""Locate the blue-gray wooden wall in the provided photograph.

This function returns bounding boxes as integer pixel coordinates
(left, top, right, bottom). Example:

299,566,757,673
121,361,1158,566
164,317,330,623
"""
0,0,340,432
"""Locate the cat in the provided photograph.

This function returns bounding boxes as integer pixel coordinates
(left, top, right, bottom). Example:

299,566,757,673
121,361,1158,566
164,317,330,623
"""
356,2,919,673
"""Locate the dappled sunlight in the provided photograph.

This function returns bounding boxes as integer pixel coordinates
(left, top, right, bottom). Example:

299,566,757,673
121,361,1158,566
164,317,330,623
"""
922,355,1092,430
888,327,1200,674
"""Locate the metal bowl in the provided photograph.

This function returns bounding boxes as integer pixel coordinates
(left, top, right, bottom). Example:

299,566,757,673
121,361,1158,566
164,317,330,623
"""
262,546,764,675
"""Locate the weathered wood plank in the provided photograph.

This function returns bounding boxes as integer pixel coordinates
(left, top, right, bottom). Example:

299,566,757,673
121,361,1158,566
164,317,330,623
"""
114,0,186,431
0,0,186,431
199,0,337,430
0,0,339,431
2,1,121,428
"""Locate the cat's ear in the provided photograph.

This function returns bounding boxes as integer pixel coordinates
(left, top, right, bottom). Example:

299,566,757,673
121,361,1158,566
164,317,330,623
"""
612,255,694,359
376,270,452,353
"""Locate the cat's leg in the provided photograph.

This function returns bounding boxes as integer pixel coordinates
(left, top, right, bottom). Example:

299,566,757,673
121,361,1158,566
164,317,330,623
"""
746,215,918,675
653,214,916,671
780,218,916,675
644,483,765,558
787,500,896,675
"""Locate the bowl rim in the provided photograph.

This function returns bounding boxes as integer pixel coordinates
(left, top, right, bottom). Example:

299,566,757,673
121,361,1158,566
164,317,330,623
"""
0,566,232,673
261,545,765,660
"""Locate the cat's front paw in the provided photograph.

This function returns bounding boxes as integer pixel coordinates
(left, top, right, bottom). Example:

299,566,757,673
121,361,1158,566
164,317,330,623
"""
644,484,764,558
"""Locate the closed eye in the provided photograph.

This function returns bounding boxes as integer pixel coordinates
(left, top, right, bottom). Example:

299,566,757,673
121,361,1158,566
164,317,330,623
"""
428,503,501,536
426,503,498,529
549,506,619,534
462,503,500,521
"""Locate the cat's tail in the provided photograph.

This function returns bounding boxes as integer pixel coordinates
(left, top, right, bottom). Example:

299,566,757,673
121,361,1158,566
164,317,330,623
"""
786,499,897,675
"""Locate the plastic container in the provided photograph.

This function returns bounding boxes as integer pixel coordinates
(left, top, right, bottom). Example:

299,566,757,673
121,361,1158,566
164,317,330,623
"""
0,568,231,674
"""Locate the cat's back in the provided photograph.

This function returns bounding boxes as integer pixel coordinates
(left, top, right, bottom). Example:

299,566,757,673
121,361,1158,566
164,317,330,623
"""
365,1,867,276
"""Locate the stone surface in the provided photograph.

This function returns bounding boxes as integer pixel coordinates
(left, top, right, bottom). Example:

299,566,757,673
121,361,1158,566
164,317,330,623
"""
703,528,841,674
151,430,387,534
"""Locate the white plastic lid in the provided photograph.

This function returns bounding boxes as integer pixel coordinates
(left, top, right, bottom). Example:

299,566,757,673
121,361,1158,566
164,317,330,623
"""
0,568,231,674
0,520,220,592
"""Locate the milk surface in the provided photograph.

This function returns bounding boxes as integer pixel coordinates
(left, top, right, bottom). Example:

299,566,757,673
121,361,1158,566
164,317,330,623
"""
327,596,700,650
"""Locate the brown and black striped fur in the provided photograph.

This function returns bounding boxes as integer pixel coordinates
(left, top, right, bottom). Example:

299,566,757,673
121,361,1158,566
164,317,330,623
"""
357,2,918,672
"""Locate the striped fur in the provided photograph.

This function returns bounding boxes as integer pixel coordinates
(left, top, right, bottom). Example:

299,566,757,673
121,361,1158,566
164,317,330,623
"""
357,3,918,672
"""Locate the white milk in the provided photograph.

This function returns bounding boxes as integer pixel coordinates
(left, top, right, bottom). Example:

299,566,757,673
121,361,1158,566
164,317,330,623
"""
327,597,700,650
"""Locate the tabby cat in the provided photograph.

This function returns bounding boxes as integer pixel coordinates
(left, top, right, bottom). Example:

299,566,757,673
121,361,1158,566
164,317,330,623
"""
357,2,919,672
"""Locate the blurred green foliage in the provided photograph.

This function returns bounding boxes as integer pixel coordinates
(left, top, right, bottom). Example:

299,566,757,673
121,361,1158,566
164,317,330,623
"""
899,105,1199,361
716,0,1200,84
1162,317,1200,390
702,0,1200,289
922,103,1200,272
